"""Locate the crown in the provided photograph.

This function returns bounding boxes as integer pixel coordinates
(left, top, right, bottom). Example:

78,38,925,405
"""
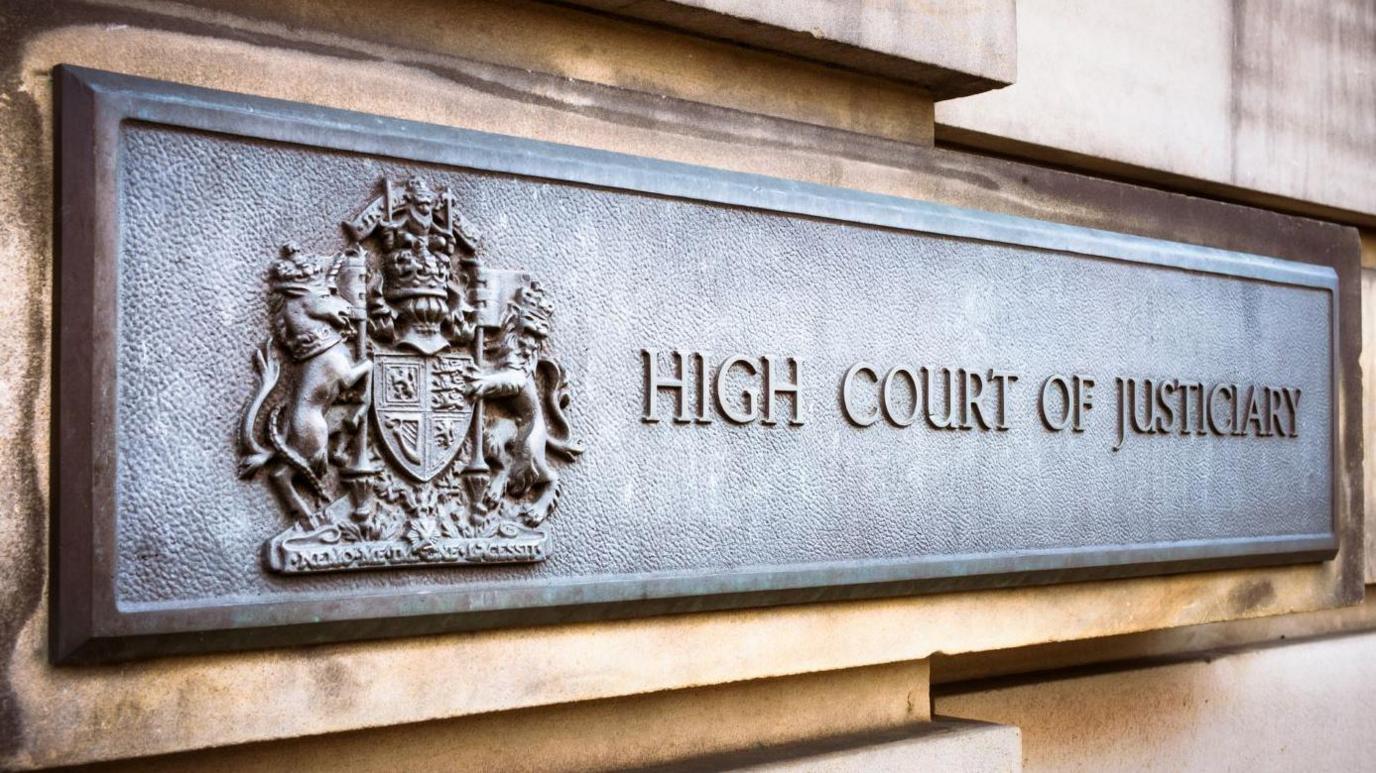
382,240,452,302
511,280,554,324
268,243,338,294
403,176,436,208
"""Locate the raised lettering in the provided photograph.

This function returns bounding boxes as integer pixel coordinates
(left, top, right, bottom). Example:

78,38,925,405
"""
1114,377,1126,451
1283,387,1302,437
692,351,713,424
1040,374,1073,432
1207,383,1232,435
1134,379,1158,434
1265,386,1284,437
762,355,805,426
1074,375,1095,432
1243,385,1266,436
716,355,760,424
924,367,958,430
881,366,920,427
841,362,880,427
962,368,993,431
989,370,1019,430
1155,379,1178,433
642,348,691,424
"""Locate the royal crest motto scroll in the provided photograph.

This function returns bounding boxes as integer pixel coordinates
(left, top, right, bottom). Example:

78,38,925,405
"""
237,177,583,574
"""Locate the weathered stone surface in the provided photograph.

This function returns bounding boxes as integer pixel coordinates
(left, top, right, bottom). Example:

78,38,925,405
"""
179,0,941,145
935,591,1376,686
937,631,1376,772
648,718,1021,772
936,0,1376,223
559,0,1017,99
35,662,932,772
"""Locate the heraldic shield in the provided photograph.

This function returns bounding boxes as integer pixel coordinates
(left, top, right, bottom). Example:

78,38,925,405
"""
373,352,475,481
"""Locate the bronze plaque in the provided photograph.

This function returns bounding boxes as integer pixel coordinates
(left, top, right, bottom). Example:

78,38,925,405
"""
52,67,1338,662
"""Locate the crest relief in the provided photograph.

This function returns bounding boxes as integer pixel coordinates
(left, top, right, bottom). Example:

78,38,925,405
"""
237,176,584,575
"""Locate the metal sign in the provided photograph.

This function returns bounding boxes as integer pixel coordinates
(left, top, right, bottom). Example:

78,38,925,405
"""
52,66,1338,663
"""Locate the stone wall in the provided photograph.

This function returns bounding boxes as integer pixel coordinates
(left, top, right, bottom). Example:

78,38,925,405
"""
0,1,1368,769
938,624,1376,771
937,0,1376,225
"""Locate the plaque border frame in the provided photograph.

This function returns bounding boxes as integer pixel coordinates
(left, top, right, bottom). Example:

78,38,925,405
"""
52,65,1341,663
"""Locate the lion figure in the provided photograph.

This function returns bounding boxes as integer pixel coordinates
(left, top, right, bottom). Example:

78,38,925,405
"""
466,281,583,524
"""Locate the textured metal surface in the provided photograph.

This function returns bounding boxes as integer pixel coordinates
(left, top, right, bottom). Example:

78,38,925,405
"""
52,67,1338,662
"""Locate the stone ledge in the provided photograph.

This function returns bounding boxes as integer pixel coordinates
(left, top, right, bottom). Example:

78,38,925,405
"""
637,718,1021,772
554,0,1017,99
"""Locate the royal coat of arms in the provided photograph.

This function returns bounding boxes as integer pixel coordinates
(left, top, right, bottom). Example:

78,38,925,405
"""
237,177,583,574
